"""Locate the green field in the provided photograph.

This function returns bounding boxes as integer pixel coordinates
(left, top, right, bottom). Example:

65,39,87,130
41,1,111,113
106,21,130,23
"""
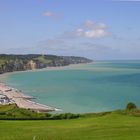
0,111,140,140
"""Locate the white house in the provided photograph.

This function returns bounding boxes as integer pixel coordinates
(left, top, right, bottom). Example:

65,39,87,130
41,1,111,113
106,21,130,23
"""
0,94,10,105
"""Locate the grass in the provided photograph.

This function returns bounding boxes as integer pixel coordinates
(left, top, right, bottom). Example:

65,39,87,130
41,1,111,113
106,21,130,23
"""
1,104,140,140
35,56,52,64
0,104,80,119
0,104,16,112
0,111,140,140
0,104,47,119
0,59,7,66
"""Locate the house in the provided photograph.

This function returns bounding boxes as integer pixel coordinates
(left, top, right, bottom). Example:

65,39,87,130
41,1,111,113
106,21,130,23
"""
0,94,10,104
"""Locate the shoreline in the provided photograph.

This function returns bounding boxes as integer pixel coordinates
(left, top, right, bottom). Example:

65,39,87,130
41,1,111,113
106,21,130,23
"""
0,63,91,113
0,82,62,112
0,63,90,79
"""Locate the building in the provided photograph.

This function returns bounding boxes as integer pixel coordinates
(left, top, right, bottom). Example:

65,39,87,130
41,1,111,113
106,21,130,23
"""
0,94,10,105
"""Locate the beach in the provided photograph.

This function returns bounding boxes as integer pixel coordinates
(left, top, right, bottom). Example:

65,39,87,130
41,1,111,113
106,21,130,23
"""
0,82,61,112
0,63,86,113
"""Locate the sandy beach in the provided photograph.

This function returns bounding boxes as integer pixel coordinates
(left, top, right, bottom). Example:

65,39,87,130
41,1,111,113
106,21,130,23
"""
0,82,61,112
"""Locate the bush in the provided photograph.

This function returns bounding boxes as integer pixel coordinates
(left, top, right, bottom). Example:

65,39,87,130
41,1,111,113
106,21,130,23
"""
50,113,80,120
126,102,137,110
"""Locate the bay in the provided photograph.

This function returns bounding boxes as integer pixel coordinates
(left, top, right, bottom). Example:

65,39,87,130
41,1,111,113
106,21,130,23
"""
2,60,140,113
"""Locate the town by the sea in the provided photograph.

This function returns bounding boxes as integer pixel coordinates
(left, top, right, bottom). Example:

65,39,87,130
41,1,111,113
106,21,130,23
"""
1,60,140,113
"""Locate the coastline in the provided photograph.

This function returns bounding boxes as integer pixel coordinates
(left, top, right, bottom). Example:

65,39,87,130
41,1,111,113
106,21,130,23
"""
0,63,91,113
0,82,61,112
0,63,90,78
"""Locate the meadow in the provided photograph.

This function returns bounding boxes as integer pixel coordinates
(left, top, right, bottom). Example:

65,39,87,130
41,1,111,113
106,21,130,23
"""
0,105,140,140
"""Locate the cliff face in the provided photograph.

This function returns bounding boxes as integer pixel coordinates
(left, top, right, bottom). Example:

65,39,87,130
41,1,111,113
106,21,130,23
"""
0,54,92,74
27,60,36,70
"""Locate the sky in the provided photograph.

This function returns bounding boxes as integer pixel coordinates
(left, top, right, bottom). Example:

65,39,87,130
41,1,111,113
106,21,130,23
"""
0,0,140,60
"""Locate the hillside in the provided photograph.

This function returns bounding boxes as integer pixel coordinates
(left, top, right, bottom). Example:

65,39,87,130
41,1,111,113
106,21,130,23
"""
0,109,140,140
0,54,92,74
0,104,81,120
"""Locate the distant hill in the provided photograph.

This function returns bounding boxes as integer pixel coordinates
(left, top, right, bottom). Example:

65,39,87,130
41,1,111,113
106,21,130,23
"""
0,54,92,74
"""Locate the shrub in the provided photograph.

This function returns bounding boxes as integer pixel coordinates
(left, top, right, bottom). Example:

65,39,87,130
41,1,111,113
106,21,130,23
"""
50,113,80,120
126,102,137,110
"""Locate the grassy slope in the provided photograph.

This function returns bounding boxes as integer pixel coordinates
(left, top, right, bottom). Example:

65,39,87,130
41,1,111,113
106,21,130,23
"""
0,104,48,119
0,104,80,119
0,59,7,66
0,112,140,140
35,56,52,64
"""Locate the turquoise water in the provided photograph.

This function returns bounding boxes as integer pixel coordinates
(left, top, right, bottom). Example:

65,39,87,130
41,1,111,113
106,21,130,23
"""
2,61,140,113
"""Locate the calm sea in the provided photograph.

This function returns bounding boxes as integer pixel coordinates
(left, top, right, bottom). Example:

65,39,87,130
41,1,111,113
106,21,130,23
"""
2,60,140,113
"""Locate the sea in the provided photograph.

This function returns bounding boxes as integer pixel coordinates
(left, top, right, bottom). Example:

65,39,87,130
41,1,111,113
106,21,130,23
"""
1,60,140,113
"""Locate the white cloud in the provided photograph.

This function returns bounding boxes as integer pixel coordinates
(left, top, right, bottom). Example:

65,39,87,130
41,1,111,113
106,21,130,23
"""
42,11,63,19
84,20,106,29
37,20,111,58
84,20,94,29
43,11,54,17
85,28,109,38
61,20,110,39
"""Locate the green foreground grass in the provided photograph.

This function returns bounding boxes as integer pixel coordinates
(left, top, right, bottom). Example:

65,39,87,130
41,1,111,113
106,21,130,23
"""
0,111,140,140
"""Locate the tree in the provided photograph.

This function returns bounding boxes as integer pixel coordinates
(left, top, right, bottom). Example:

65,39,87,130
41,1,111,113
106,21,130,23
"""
126,102,137,110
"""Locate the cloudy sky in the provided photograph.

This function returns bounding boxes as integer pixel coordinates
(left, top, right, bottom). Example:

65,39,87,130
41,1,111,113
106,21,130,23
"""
0,0,140,60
